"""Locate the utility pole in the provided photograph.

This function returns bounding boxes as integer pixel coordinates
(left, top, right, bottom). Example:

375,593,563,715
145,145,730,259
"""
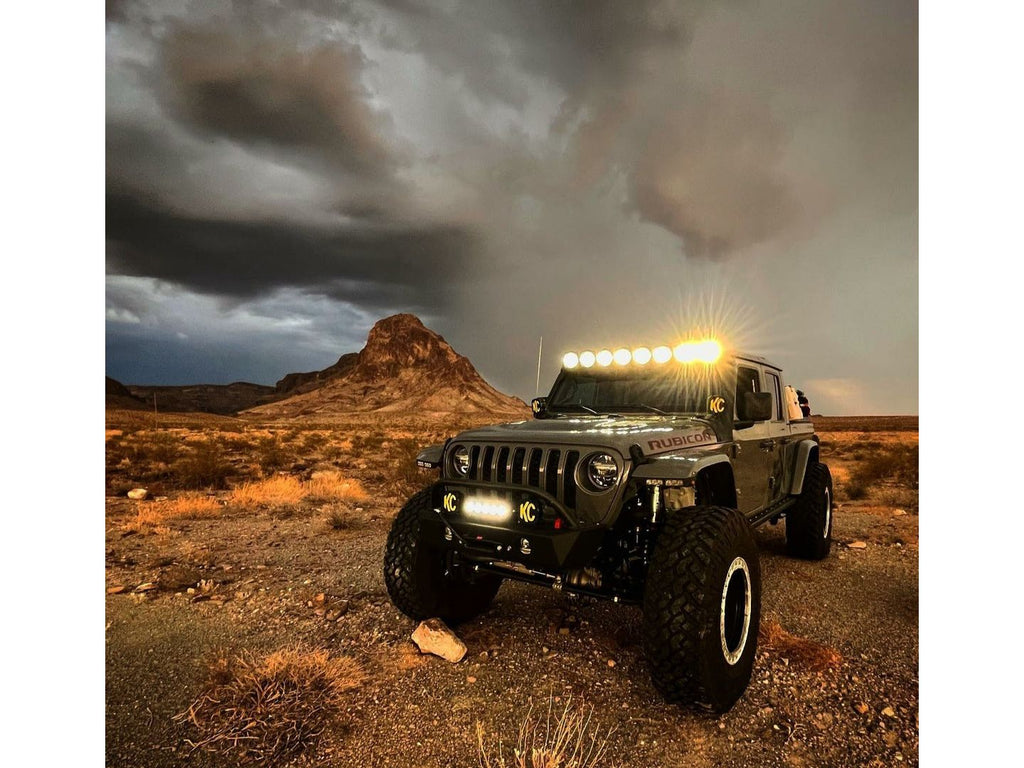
535,336,543,397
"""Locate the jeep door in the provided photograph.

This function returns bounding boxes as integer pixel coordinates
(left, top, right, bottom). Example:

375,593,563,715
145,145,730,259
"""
732,363,773,514
762,367,790,504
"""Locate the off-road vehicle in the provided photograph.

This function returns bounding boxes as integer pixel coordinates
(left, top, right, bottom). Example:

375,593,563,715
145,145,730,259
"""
384,340,832,712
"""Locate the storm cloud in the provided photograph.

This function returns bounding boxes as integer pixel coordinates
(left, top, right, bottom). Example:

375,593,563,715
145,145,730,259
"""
106,0,917,414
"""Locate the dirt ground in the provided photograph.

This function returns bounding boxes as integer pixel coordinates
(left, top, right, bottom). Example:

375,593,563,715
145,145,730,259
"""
105,414,918,767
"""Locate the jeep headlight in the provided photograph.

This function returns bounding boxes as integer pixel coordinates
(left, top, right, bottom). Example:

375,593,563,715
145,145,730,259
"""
585,453,618,491
451,445,471,477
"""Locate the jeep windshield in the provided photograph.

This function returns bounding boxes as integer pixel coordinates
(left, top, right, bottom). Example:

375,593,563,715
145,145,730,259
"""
546,367,722,416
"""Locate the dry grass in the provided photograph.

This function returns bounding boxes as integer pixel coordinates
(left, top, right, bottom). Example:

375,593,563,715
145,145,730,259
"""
176,648,363,765
478,697,615,768
230,472,367,509
759,620,842,672
123,494,221,533
230,475,305,507
305,471,368,503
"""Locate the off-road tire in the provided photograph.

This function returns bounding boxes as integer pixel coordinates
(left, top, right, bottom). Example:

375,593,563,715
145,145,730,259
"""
786,462,833,560
642,506,761,713
384,488,501,624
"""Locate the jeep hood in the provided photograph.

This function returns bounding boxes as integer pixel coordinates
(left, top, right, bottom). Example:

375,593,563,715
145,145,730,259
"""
452,416,723,457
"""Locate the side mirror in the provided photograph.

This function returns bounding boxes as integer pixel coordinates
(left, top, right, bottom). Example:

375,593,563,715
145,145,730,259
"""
531,397,548,419
737,391,773,423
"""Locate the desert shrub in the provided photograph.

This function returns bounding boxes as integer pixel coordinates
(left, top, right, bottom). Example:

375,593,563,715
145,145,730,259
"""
876,486,919,512
849,443,918,490
387,438,431,495
134,431,182,464
123,494,221,533
841,480,868,501
759,619,842,672
172,440,232,490
301,431,329,453
477,697,614,768
255,436,291,475
176,649,363,765
327,509,353,530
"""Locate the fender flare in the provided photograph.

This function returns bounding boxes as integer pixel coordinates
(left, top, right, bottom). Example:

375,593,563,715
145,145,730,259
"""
630,452,732,482
790,439,820,495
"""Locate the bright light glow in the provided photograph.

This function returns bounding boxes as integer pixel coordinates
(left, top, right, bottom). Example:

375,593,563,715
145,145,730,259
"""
579,350,596,368
463,497,512,521
674,339,723,364
596,349,613,366
562,352,579,369
632,347,652,365
652,345,672,364
613,348,631,365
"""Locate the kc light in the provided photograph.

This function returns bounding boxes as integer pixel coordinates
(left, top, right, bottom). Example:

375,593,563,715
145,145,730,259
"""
613,348,631,365
579,350,596,368
632,347,652,365
463,496,512,521
596,349,613,366
563,351,580,369
652,345,672,364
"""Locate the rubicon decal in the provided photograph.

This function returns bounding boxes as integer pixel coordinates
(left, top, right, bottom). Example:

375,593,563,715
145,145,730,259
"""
645,428,719,454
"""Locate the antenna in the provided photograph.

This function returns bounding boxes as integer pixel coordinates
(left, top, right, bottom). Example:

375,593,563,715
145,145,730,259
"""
535,336,543,396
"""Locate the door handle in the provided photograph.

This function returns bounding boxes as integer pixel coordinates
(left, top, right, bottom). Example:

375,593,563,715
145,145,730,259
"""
759,439,776,451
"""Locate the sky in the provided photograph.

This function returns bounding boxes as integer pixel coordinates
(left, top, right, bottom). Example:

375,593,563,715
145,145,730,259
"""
105,0,918,415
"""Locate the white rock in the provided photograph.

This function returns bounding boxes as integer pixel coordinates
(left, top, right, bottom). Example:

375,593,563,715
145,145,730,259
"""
411,618,467,663
127,488,148,500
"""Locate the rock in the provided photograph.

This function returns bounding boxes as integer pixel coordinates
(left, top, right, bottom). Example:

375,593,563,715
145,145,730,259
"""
411,618,467,663
848,541,868,549
881,706,896,717
558,627,570,635
466,676,477,684
893,509,907,516
158,565,203,591
855,702,869,715
107,585,127,595
134,582,158,593
607,659,616,668
127,488,148,500
883,731,898,747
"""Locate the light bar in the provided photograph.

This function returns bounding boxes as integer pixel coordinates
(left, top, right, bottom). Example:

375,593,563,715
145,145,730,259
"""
463,497,512,521
561,339,723,368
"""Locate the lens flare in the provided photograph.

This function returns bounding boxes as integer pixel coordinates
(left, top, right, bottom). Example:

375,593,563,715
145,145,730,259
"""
596,349,613,366
579,350,596,368
613,348,632,365
562,352,579,369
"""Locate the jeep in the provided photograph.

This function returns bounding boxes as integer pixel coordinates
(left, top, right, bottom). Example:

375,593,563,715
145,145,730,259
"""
383,341,832,712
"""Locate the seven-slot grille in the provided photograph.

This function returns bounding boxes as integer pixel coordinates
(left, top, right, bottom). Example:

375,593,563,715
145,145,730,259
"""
463,445,581,510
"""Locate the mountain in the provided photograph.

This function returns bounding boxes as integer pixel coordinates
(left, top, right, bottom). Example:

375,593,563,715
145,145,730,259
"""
126,382,278,416
244,314,528,418
106,376,148,410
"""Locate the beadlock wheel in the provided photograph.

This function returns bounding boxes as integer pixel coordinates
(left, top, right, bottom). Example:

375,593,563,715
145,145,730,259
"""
720,556,752,665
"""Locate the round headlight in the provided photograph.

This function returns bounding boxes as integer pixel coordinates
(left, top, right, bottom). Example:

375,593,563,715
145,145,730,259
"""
585,453,618,491
452,445,470,477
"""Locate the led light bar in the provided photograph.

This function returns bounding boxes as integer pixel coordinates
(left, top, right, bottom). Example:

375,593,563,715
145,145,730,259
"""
463,497,513,521
561,339,723,368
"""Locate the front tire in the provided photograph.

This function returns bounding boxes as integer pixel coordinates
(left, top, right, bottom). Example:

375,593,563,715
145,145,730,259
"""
383,488,501,624
642,506,761,713
786,462,833,560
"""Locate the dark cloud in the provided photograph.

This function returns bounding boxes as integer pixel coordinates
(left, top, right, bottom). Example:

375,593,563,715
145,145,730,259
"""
161,28,393,176
106,193,476,312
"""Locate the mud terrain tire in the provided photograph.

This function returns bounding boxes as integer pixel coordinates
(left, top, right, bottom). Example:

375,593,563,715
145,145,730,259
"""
642,506,761,713
384,488,501,624
786,462,833,560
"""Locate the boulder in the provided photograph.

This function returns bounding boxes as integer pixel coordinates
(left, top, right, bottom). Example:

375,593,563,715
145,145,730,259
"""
127,488,148,500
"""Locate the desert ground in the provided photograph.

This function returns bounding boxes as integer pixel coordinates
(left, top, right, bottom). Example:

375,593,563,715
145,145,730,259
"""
105,412,918,768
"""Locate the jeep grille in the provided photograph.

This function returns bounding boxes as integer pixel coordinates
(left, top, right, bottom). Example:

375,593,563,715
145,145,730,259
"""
464,444,581,510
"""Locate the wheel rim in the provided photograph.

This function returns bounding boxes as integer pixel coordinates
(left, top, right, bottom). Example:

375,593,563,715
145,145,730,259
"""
720,556,752,665
823,487,832,539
